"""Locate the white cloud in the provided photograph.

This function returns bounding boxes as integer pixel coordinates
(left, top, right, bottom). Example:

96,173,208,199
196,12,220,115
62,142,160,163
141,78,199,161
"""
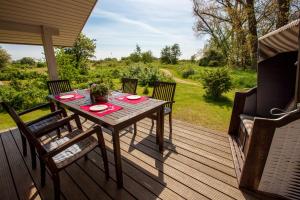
93,10,165,35
1,0,206,60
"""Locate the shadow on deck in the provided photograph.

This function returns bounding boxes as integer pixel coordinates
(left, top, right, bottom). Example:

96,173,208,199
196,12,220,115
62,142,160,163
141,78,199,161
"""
0,118,263,200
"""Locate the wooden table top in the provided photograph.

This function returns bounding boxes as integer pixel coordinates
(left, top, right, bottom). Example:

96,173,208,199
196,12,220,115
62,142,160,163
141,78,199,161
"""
48,90,166,130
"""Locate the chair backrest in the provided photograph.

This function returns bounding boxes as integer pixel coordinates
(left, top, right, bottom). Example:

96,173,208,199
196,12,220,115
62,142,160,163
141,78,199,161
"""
152,81,176,108
47,80,72,95
121,78,138,94
1,102,37,144
256,52,298,117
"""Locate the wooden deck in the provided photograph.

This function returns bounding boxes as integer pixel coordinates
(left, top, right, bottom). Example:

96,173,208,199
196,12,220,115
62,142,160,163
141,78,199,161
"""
0,118,264,200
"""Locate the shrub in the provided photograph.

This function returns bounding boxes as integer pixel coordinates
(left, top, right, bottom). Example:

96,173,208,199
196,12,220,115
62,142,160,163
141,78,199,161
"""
0,47,11,69
37,61,46,68
143,85,149,95
121,65,174,86
0,78,48,111
141,51,154,63
199,49,225,67
0,67,41,80
19,57,36,66
181,68,195,78
201,68,232,99
110,69,120,78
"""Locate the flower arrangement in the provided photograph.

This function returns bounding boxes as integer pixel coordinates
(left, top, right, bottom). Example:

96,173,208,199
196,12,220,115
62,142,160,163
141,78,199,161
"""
90,83,109,103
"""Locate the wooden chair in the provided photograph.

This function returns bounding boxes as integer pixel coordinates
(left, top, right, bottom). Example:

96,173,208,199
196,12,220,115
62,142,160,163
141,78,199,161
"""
121,78,138,133
47,80,72,95
121,78,138,94
149,81,176,138
1,102,70,170
2,102,109,200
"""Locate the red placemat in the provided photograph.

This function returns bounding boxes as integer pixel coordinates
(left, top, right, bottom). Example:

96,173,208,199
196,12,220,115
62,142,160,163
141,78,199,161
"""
115,95,148,104
80,103,122,117
55,93,85,102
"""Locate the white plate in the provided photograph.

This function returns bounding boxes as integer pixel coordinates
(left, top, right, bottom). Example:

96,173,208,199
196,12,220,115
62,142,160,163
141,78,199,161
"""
89,105,108,112
60,94,75,99
126,95,141,100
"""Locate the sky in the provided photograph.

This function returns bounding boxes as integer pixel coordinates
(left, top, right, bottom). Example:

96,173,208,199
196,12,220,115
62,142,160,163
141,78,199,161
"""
1,0,207,60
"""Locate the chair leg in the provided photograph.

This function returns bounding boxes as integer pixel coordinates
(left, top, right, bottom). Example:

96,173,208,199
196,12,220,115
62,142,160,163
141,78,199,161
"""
66,122,72,133
99,140,109,180
53,173,60,200
21,134,27,156
56,129,61,138
133,123,137,135
40,160,46,187
29,144,36,170
169,113,172,139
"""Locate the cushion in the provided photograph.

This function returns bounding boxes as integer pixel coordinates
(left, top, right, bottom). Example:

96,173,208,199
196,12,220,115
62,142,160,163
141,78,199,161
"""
28,115,61,133
240,114,254,135
41,130,97,169
151,107,172,117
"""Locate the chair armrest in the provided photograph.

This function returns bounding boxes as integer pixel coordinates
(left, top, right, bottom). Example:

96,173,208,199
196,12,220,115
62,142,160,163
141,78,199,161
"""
26,109,66,126
45,126,101,159
240,109,300,189
18,103,52,116
228,87,257,136
34,114,78,137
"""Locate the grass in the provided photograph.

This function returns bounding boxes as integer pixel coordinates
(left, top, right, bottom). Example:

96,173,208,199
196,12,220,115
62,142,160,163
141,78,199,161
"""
0,61,256,132
136,80,236,131
0,109,50,130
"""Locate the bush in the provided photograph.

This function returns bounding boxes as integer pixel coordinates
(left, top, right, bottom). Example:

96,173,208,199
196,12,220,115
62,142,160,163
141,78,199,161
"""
19,57,36,66
37,61,46,68
199,49,225,67
0,47,11,69
0,77,48,111
121,65,174,86
181,68,195,78
0,67,41,80
110,69,121,78
141,51,154,63
201,68,232,99
143,85,149,95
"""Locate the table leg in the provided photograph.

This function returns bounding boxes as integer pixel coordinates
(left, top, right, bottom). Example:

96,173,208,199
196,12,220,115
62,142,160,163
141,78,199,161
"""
112,129,123,188
156,106,164,153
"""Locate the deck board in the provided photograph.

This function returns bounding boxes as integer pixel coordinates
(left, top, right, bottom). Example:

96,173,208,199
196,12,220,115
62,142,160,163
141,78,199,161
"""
0,118,264,200
0,134,19,200
1,131,41,200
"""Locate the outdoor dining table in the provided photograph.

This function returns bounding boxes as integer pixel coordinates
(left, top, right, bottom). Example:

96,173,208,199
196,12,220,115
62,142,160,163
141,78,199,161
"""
48,89,166,188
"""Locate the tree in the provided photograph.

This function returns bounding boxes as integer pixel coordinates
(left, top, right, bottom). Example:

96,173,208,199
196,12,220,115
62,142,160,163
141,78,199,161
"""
129,44,142,62
192,0,298,69
190,54,197,63
171,44,182,64
19,57,36,66
141,51,154,63
276,0,291,28
245,0,258,69
199,47,225,67
0,46,11,69
160,44,181,64
64,33,96,73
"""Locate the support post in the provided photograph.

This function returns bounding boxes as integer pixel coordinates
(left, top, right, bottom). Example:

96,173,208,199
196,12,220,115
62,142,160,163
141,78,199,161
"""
41,26,58,80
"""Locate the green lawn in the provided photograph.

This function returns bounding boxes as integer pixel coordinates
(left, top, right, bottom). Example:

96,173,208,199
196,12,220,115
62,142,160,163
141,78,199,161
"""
0,63,255,132
0,109,50,130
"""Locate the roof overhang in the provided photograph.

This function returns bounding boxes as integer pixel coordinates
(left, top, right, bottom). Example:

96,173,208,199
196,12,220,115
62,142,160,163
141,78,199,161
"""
0,0,97,47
